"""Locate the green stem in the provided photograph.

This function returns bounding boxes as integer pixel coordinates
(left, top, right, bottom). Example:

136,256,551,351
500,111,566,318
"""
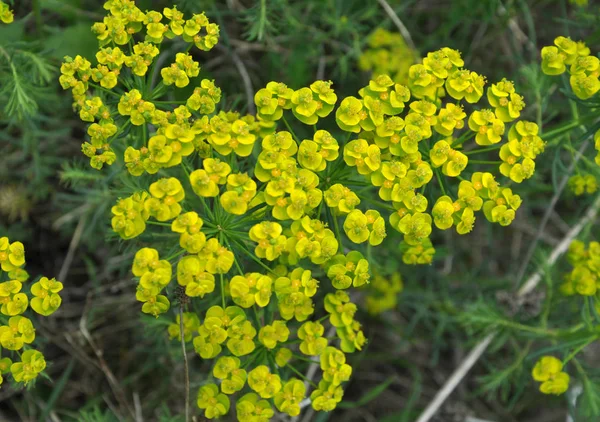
88,82,122,99
286,364,318,388
434,168,447,196
179,306,190,422
330,210,344,251
220,273,226,309
147,221,172,227
563,335,598,365
464,145,502,156
281,115,300,142
469,160,501,165
33,0,43,37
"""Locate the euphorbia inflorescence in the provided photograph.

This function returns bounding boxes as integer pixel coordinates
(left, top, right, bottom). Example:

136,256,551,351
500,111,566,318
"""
60,1,543,418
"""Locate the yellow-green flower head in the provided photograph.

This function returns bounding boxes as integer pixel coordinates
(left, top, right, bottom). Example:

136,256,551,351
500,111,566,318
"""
320,346,352,385
338,320,366,353
30,277,63,316
187,79,221,113
0,1,14,24
402,238,435,265
163,6,185,37
176,256,215,297
432,196,455,230
274,378,306,417
311,379,344,411
541,45,566,76
145,177,185,221
168,312,200,342
554,36,579,65
324,184,360,215
230,273,273,308
248,365,282,399
569,73,600,100
298,320,328,355
336,96,366,133
213,356,247,394
258,320,289,349
366,273,403,315
0,316,35,350
532,356,570,395
468,109,505,146
325,251,370,289
249,222,286,261
482,188,521,226
568,174,598,196
394,211,433,245
445,69,486,103
196,238,235,274
0,279,28,316
197,383,230,419
324,291,357,328
190,158,231,197
359,28,418,83
10,349,46,384
442,150,468,177
343,139,381,175
487,78,525,122
0,237,25,272
434,103,466,136
236,392,274,421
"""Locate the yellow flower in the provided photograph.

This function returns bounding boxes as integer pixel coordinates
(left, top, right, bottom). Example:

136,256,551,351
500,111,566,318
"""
10,350,46,384
298,321,328,355
0,316,35,350
236,392,274,422
343,139,381,175
0,1,14,24
248,365,282,399
258,320,289,349
320,346,352,385
30,277,63,316
197,383,230,419
213,356,247,394
274,379,306,416
532,356,570,395
445,69,485,103
343,210,369,244
230,273,273,308
168,312,200,342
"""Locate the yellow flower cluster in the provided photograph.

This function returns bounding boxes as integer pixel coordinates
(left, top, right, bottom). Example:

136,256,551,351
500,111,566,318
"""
568,174,598,196
0,237,63,387
365,273,403,315
0,1,12,24
358,28,418,84
561,240,600,298
541,36,599,99
532,356,570,395
62,2,545,418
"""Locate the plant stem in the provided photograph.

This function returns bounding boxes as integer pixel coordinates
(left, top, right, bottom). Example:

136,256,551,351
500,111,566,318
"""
179,305,190,422
562,335,598,365
286,364,318,388
220,273,226,308
282,115,300,142
33,0,43,37
469,160,501,164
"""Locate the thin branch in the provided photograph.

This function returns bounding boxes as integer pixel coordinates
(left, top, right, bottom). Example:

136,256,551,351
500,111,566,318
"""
58,216,86,282
376,0,416,51
514,138,590,287
179,305,190,422
217,45,256,115
415,193,600,422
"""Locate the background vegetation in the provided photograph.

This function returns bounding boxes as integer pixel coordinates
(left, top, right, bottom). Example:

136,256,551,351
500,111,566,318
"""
1,0,600,421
